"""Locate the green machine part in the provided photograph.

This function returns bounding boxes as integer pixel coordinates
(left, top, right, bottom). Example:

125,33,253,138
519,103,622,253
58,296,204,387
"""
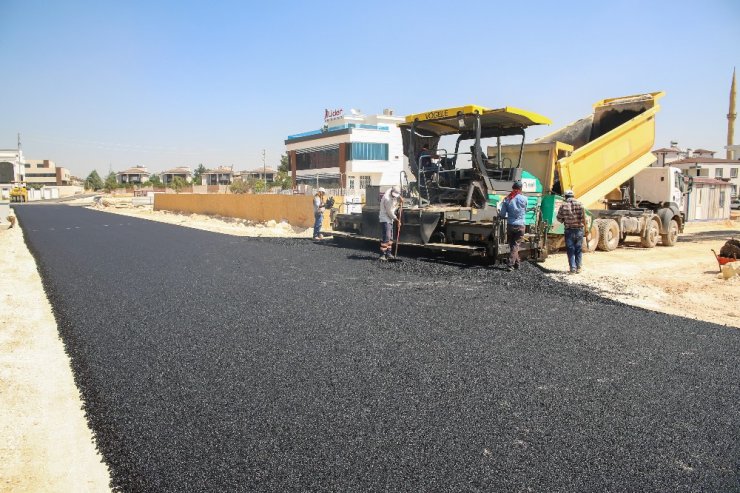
541,193,594,236
487,170,542,226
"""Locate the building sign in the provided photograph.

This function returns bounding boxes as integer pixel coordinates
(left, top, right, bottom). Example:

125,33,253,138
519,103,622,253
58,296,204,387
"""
324,108,344,122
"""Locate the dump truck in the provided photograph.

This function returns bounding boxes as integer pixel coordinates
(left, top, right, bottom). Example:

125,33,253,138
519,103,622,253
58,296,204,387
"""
493,92,692,252
332,105,552,264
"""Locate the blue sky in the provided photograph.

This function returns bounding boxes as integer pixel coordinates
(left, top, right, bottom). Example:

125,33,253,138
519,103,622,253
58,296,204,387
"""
1,0,738,177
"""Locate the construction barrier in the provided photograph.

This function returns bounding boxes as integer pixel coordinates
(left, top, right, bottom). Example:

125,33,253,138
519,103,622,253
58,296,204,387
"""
153,193,328,229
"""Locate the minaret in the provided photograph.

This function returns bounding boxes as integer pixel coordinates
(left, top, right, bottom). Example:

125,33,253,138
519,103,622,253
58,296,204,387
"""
728,67,737,160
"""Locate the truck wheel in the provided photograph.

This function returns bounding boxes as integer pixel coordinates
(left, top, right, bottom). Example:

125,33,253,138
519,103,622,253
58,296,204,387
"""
660,219,679,246
583,222,599,253
640,218,661,248
597,219,620,252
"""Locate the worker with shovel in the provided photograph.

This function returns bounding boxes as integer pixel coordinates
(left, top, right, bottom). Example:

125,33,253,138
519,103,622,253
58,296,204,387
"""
379,185,403,261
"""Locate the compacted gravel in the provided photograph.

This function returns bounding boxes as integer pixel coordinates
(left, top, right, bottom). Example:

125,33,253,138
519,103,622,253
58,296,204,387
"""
14,205,740,492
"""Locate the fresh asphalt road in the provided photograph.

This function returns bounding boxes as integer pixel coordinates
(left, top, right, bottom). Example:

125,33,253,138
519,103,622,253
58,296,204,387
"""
14,205,740,492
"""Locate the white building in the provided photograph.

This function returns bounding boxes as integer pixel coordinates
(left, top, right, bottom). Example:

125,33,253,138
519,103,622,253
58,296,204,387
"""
284,108,406,192
24,159,71,186
0,146,25,199
654,145,739,198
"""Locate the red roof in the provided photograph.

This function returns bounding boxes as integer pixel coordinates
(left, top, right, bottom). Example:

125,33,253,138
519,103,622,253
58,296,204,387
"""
668,157,740,165
692,177,732,186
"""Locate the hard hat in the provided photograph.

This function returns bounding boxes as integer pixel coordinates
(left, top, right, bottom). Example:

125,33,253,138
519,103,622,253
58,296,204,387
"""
512,181,523,190
564,189,574,197
390,185,401,197
317,187,326,194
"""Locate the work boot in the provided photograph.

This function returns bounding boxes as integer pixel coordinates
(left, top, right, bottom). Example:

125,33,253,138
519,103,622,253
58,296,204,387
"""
385,253,395,261
576,266,582,274
569,268,576,274
379,253,388,261
514,263,520,270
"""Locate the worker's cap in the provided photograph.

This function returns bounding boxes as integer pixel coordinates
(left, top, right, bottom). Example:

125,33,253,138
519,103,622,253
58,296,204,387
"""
390,185,401,197
564,189,574,197
512,181,523,190
317,187,326,194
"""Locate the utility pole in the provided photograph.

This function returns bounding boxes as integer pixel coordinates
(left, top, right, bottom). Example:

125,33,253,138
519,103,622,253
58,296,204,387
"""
262,149,266,193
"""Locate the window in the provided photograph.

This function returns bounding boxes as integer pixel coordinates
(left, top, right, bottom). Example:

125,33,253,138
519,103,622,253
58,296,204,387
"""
348,142,389,161
295,144,339,170
348,176,355,189
359,176,371,189
715,168,723,178
719,191,725,207
731,168,738,178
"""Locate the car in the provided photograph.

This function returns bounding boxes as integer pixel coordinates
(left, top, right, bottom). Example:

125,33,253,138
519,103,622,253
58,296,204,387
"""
731,198,740,210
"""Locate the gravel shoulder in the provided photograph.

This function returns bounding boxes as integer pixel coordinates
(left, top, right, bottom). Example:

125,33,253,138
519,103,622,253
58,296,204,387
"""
0,213,111,492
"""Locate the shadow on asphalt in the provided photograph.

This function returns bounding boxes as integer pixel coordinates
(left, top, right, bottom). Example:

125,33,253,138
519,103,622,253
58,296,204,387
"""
327,236,529,272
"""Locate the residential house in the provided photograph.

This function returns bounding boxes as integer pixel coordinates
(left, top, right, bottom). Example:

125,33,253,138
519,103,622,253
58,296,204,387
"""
202,166,234,185
238,167,276,182
117,166,150,184
161,167,193,184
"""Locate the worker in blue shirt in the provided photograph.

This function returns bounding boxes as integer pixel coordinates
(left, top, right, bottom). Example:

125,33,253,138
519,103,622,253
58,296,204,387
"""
499,180,528,270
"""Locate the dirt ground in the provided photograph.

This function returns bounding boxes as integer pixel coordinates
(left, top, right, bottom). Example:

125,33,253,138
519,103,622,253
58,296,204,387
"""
541,220,740,328
90,197,740,329
68,196,314,238
0,214,111,492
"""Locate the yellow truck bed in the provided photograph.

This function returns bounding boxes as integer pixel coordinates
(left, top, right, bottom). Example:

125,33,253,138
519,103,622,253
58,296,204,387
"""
538,92,664,208
492,92,664,210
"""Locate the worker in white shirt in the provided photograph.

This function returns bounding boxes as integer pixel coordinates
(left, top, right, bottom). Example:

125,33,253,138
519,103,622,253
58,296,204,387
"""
379,185,403,260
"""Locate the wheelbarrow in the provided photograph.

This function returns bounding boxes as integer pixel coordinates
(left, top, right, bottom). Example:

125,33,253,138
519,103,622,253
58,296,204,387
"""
711,249,738,273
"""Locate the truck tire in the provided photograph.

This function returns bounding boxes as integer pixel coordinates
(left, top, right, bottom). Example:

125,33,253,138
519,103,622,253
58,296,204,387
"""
660,219,679,246
597,219,620,252
640,218,661,248
583,223,599,253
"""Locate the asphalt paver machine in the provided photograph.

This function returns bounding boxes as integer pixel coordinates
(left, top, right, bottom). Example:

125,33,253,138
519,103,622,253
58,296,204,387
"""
332,105,552,264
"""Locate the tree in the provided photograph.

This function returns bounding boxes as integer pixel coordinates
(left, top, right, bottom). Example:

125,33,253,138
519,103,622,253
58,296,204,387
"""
104,172,119,192
169,176,186,193
278,154,290,173
193,163,207,185
85,170,104,191
147,173,162,187
253,179,266,193
273,171,292,190
229,179,250,194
